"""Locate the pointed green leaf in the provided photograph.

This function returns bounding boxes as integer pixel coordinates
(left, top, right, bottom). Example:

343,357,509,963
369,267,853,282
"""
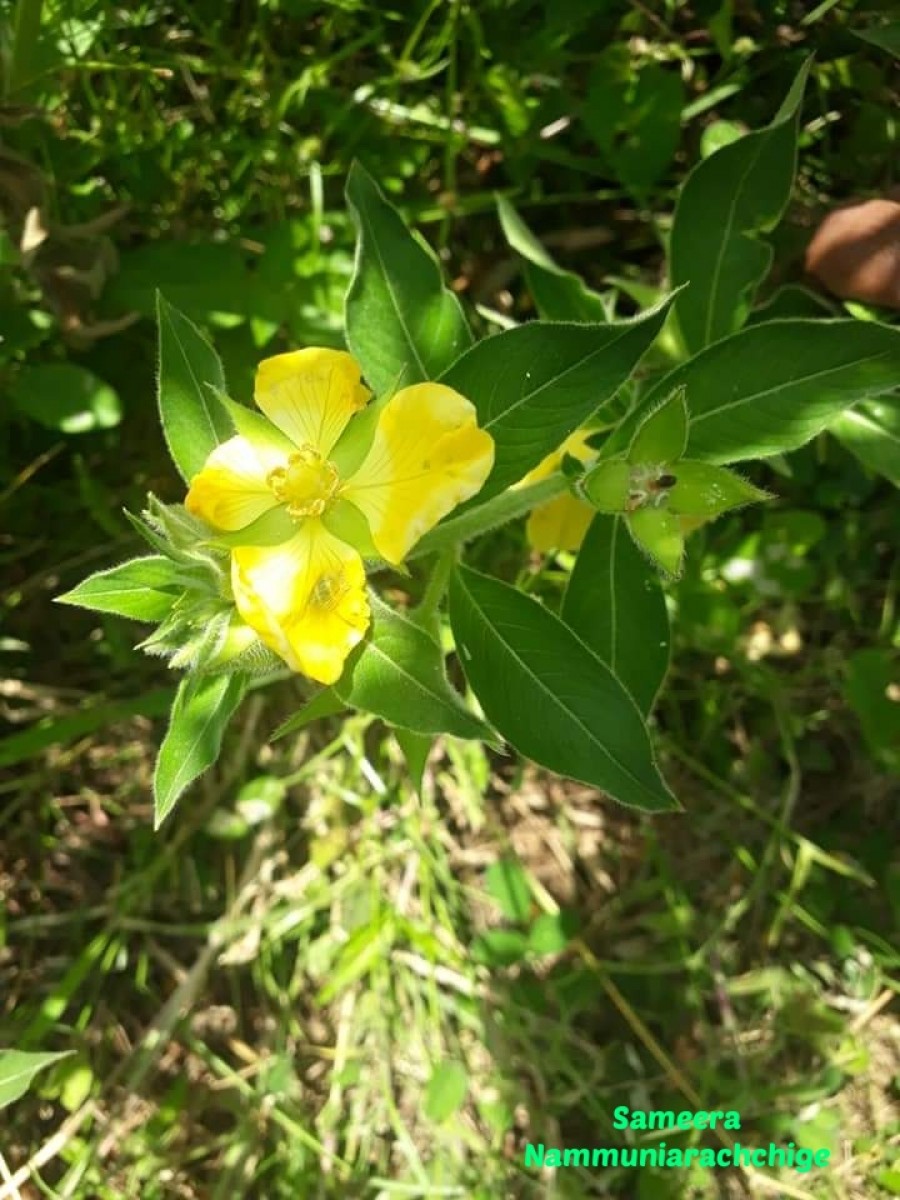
270,687,347,741
154,673,247,828
605,320,900,466
672,58,811,352
0,1049,74,1110
448,566,677,811
562,515,670,715
393,727,433,793
497,195,610,322
57,557,180,622
668,461,771,518
628,388,688,464
854,24,900,57
156,294,232,482
345,161,472,395
335,593,492,741
830,396,900,487
626,508,684,577
440,301,673,504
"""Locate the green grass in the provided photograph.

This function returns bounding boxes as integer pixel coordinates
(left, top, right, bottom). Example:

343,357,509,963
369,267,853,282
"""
2,0,899,1197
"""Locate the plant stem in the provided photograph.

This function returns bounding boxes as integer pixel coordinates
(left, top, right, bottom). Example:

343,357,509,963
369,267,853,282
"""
412,546,458,639
408,473,570,559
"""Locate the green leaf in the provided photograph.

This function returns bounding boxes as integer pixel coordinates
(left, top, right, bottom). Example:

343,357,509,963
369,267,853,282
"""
449,566,677,811
471,928,529,966
671,58,811,353
485,857,533,923
344,161,472,395
441,302,673,504
609,320,900,465
424,1060,469,1124
667,461,770,517
270,687,347,741
628,388,688,464
0,1049,74,1110
496,195,610,322
528,911,579,956
584,52,684,194
844,649,900,772
562,515,670,715
393,727,433,793
829,395,900,487
57,556,180,622
334,593,492,741
11,363,121,433
854,23,900,57
154,673,247,828
156,294,232,482
626,508,684,578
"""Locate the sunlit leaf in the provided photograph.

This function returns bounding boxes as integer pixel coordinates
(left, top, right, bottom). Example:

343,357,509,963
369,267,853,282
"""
449,566,677,811
562,515,670,714
57,556,180,622
154,673,247,828
671,58,811,352
441,301,673,503
157,295,232,482
345,161,472,395
335,594,492,741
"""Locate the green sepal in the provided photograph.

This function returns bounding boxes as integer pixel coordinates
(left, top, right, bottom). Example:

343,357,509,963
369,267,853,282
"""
628,387,688,465
208,386,296,459
206,504,295,549
626,507,685,577
667,460,772,518
580,456,631,513
322,497,381,560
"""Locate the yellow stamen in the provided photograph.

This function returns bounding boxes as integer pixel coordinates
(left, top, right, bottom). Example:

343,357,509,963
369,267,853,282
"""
267,445,339,519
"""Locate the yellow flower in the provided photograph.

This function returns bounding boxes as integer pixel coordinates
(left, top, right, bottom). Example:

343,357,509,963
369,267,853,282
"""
185,348,494,684
518,430,597,553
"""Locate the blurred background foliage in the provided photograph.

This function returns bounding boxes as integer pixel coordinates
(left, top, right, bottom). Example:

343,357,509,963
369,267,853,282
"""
1,1,898,1197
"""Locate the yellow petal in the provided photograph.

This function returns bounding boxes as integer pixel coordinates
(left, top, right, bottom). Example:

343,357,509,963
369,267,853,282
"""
341,382,494,564
526,494,595,553
516,428,597,488
255,348,371,457
185,436,279,531
231,520,370,684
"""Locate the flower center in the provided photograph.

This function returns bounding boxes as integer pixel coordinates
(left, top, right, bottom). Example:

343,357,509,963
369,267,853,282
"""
626,463,677,512
267,446,340,519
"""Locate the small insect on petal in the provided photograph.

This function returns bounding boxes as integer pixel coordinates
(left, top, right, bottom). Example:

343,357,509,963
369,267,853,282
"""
309,573,351,612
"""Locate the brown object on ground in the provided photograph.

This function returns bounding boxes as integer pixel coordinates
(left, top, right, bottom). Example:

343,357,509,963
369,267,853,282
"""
805,198,900,309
